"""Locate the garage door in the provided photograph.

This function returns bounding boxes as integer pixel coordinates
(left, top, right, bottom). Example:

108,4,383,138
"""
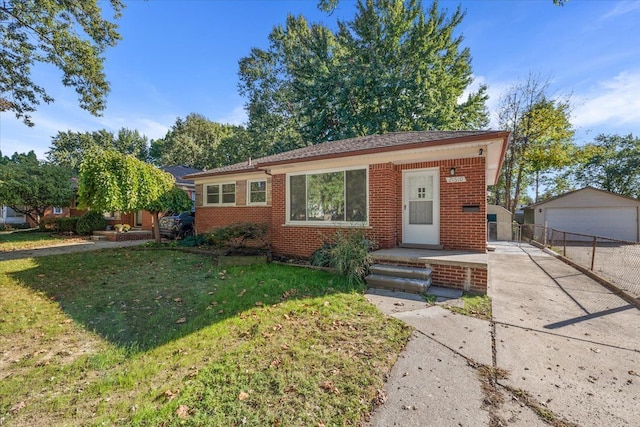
545,207,638,242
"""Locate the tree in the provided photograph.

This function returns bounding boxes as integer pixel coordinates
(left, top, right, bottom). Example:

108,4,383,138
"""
47,128,149,173
572,134,640,199
318,0,568,12
239,0,488,153
0,151,74,225
0,0,123,126
495,73,574,212
78,150,193,242
150,113,251,169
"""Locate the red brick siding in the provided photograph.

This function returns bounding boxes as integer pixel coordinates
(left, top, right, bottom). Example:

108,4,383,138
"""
195,157,488,258
368,163,397,250
195,206,271,233
382,260,488,294
396,157,486,252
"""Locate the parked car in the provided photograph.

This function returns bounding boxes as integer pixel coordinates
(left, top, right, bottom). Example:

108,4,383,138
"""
159,211,195,239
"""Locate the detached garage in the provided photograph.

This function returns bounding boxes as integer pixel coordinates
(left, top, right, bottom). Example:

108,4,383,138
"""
524,187,640,242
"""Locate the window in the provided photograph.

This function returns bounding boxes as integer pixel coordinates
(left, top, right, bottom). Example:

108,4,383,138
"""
205,183,236,205
103,211,121,220
288,168,367,223
5,207,23,218
53,207,63,215
248,180,267,205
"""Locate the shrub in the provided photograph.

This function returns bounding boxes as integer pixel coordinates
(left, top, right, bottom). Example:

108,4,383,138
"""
208,222,268,248
76,211,108,235
314,229,376,285
40,216,58,230
122,224,131,232
56,216,79,233
179,234,208,247
0,223,13,232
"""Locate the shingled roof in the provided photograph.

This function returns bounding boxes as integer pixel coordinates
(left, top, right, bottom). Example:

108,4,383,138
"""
184,130,509,179
161,165,202,185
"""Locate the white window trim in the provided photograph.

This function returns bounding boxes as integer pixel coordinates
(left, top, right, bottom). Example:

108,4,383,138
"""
204,182,237,206
53,207,63,215
286,165,369,227
247,179,268,206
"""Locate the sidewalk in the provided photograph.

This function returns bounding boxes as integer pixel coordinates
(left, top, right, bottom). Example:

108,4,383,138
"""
0,239,151,261
365,242,640,426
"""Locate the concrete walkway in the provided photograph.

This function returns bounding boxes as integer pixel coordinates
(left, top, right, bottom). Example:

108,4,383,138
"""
366,242,640,426
0,239,151,261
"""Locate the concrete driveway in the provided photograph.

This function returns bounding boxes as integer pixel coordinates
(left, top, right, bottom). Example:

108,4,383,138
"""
366,242,639,426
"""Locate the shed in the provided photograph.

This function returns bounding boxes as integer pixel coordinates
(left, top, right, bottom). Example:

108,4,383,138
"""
523,187,640,242
487,205,512,241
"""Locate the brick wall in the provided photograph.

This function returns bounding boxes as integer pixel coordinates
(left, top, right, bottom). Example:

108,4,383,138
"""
195,206,272,235
382,260,488,294
194,157,487,258
396,157,486,252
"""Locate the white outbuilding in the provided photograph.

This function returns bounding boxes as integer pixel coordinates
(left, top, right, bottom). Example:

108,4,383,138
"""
523,187,640,242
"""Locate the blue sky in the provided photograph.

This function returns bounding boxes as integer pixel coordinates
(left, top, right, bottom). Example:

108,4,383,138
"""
1,0,639,159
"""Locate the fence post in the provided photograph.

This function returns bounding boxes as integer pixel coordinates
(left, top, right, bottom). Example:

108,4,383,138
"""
590,236,597,271
563,231,566,256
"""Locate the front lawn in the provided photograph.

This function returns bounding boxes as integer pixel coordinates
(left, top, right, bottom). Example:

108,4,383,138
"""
0,231,86,252
0,249,410,426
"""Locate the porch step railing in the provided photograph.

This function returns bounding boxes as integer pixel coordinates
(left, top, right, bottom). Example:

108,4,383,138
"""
365,264,432,294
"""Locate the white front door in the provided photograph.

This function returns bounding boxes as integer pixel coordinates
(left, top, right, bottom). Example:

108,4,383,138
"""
403,169,439,245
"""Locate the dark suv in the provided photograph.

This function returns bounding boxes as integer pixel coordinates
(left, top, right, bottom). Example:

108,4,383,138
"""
159,211,195,239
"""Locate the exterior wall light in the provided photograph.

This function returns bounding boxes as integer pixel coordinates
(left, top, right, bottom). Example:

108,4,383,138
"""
450,167,456,176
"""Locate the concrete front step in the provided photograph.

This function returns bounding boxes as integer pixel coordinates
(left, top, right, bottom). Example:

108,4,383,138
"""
369,264,432,280
365,274,431,294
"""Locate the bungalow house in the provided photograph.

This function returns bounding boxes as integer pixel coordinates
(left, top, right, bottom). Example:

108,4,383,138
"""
185,130,509,294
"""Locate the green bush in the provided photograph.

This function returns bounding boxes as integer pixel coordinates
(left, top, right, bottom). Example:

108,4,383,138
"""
40,216,58,230
179,234,208,247
56,216,79,233
207,222,268,248
314,229,375,285
76,211,108,235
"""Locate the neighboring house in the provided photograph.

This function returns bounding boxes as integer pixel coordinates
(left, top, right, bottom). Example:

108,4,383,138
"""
184,130,509,258
1,206,28,225
524,187,640,242
38,166,201,231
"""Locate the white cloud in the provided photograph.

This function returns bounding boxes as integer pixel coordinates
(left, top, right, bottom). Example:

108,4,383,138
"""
215,105,247,126
572,70,640,132
601,2,640,20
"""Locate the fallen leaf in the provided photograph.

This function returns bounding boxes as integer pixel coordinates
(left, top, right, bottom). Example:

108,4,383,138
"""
37,274,45,277
255,301,263,307
163,389,179,400
10,401,26,414
176,405,189,419
238,289,247,297
238,391,250,401
174,297,182,303
270,358,282,368
176,318,186,324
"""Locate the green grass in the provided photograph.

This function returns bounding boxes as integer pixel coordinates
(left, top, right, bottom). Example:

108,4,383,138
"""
446,293,492,320
0,231,85,252
0,249,410,426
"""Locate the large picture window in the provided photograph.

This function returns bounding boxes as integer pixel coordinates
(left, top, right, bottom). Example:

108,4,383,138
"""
205,183,236,205
288,168,367,223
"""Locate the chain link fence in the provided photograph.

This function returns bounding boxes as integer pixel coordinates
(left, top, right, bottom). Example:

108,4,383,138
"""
519,224,640,299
